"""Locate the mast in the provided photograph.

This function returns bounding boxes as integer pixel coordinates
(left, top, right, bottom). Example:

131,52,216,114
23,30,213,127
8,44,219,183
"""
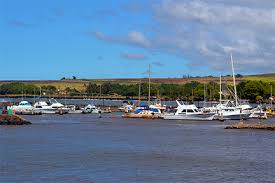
231,53,238,106
34,88,36,103
219,75,222,105
148,64,151,104
191,82,194,103
271,84,273,108
39,86,42,97
138,80,141,106
21,86,23,101
203,81,206,108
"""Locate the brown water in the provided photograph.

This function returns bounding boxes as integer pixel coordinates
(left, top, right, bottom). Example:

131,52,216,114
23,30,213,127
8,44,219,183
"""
1,114,275,182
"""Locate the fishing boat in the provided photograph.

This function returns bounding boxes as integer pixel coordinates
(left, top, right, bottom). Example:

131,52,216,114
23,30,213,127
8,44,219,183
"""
163,101,215,121
33,99,70,114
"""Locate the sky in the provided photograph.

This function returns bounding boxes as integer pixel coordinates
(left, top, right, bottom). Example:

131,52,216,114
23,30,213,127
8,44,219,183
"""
1,0,275,80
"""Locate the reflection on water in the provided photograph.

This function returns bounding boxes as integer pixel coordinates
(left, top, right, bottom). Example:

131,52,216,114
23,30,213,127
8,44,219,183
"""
1,114,275,182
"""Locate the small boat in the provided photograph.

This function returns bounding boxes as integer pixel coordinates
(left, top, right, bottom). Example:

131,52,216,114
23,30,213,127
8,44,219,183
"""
163,101,215,121
82,104,102,114
248,105,267,119
122,105,162,119
118,101,134,113
9,101,34,113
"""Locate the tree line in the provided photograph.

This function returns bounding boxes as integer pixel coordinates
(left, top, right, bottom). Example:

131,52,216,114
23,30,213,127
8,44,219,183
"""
0,81,273,102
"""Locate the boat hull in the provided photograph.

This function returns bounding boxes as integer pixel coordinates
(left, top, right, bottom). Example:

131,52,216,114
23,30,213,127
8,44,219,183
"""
217,113,251,120
122,113,162,119
163,113,215,121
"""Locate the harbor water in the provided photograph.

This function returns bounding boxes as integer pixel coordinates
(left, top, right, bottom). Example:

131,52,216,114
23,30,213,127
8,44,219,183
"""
1,114,275,182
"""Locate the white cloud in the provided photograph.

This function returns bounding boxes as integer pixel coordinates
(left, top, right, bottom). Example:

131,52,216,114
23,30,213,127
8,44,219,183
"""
151,0,275,73
92,31,151,48
127,31,151,48
94,0,275,73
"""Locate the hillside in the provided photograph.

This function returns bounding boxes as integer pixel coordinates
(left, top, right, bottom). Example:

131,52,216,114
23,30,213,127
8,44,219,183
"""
0,73,274,92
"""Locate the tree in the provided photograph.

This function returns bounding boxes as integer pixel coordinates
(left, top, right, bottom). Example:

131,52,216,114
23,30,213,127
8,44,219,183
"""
256,95,263,103
236,74,243,78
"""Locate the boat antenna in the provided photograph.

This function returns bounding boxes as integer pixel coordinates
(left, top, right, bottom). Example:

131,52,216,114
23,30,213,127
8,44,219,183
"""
231,53,238,106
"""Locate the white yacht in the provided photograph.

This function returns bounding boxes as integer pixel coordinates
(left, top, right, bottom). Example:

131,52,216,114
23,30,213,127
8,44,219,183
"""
33,99,69,114
163,101,215,121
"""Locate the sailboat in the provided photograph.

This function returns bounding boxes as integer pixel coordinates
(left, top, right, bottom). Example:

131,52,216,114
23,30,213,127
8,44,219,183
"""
215,54,251,120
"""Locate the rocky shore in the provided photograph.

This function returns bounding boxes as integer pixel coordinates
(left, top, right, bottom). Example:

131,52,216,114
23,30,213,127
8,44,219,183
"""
0,115,31,125
225,123,275,131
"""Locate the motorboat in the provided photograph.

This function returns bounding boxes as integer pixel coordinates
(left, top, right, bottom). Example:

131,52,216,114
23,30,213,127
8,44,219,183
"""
9,101,34,113
248,105,267,119
122,103,162,119
163,101,215,121
216,106,250,120
33,99,70,114
82,104,102,114
118,100,134,113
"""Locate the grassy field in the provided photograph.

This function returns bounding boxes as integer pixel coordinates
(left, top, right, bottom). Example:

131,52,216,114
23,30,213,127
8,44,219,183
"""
243,75,275,83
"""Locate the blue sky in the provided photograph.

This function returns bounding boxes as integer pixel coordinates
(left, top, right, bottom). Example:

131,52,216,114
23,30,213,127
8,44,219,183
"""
1,0,274,80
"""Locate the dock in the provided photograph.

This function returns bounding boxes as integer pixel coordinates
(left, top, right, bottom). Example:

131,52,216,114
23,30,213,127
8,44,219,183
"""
225,122,275,131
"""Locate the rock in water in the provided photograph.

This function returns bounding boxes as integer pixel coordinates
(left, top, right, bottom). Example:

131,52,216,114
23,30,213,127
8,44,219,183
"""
0,115,32,125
